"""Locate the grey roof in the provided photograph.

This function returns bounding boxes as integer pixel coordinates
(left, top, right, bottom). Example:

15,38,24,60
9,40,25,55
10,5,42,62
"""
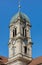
10,12,30,23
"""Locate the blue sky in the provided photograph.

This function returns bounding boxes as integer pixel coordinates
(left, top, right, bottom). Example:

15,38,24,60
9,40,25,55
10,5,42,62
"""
0,0,42,58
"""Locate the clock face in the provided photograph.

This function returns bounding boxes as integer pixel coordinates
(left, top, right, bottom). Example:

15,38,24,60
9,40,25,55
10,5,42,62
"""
24,39,28,44
13,41,15,45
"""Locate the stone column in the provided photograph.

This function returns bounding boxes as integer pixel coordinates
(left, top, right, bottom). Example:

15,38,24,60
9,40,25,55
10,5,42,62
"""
17,20,21,34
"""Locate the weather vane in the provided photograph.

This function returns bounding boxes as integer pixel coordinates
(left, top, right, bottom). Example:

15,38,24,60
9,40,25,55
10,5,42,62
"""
18,0,21,12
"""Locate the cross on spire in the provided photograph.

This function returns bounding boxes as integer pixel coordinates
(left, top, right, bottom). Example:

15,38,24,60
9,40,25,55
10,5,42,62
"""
18,0,21,12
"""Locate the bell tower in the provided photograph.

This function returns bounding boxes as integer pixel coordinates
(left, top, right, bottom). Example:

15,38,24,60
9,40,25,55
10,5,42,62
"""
8,12,32,65
7,0,32,65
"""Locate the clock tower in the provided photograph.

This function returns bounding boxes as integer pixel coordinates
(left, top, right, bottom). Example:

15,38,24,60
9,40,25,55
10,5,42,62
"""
7,12,32,65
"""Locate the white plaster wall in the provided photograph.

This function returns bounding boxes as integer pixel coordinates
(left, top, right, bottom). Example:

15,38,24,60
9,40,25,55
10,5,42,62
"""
28,44,32,57
22,41,26,55
10,28,13,38
14,39,22,55
9,43,13,58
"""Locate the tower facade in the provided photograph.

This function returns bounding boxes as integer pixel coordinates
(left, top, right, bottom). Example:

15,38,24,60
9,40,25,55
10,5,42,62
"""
8,12,32,65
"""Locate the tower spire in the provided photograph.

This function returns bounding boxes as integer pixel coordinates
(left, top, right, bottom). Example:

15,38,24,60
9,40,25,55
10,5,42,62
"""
18,0,21,12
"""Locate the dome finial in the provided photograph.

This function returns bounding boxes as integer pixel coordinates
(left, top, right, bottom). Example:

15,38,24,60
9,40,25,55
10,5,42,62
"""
18,0,21,12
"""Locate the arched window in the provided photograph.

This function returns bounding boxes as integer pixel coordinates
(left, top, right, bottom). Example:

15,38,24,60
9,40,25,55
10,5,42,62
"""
13,30,15,37
24,46,27,54
23,27,24,36
13,28,17,37
15,28,17,35
23,27,26,37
